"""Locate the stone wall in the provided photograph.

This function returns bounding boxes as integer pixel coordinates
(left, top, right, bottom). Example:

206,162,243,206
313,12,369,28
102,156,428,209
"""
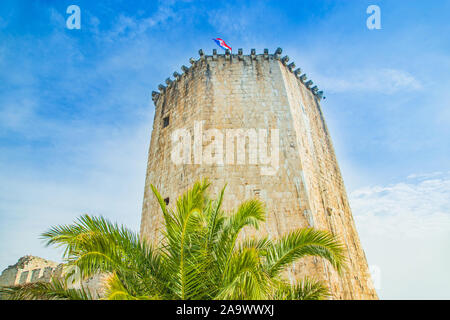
0,256,59,289
0,255,105,299
140,48,378,299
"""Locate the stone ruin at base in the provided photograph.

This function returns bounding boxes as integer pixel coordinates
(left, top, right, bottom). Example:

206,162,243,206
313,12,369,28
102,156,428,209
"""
0,255,105,299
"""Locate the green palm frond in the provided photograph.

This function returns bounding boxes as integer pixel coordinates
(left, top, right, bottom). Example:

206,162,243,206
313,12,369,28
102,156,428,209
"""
274,277,330,300
215,199,266,274
102,272,159,300
151,179,213,300
0,278,94,300
4,179,348,300
264,228,347,277
229,199,266,231
238,237,271,253
205,185,226,247
215,248,270,300
42,214,169,298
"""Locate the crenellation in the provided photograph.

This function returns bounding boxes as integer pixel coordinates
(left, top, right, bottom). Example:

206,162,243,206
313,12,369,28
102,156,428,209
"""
181,65,189,73
317,91,324,99
304,80,313,88
151,91,160,103
274,47,282,59
299,74,307,82
152,48,326,125
288,62,296,71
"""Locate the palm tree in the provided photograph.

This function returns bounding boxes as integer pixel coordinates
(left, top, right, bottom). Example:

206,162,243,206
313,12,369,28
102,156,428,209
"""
1,179,346,300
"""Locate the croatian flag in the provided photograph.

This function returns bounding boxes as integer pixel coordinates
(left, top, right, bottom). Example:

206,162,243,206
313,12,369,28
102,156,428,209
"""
213,38,232,52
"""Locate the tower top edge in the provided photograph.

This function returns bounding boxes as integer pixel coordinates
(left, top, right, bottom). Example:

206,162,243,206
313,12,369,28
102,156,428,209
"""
151,48,324,103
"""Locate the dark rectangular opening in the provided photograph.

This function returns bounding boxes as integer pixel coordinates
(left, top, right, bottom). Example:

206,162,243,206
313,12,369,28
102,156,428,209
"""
163,116,170,128
164,197,170,205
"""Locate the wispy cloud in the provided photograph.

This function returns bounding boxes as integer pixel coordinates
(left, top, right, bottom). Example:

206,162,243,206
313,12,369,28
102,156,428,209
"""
206,2,283,45
350,172,450,298
318,68,423,94
0,4,163,270
0,114,151,271
101,0,188,42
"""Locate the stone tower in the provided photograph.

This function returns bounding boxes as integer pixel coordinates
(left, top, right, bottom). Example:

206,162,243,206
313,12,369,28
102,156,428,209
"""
140,48,378,300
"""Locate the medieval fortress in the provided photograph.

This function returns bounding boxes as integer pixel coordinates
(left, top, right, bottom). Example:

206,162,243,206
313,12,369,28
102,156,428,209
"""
0,47,377,299
141,47,378,299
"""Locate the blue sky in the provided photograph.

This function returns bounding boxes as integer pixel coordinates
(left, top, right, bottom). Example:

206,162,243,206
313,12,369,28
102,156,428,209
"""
0,0,449,299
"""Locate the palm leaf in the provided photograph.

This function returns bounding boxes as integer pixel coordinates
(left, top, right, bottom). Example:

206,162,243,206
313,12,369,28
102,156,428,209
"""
274,277,330,300
0,278,94,300
2,179,348,301
214,248,270,300
265,228,347,277
42,215,169,298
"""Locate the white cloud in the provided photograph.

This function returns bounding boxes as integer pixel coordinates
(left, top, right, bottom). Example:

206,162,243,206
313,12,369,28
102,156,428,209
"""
104,1,182,41
318,68,423,94
0,97,37,132
0,116,151,272
206,3,276,44
49,7,66,27
0,14,159,271
208,5,251,35
350,172,450,299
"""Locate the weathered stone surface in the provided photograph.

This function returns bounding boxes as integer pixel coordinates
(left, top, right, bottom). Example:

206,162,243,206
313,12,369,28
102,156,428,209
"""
0,256,59,289
140,51,377,299
0,255,106,299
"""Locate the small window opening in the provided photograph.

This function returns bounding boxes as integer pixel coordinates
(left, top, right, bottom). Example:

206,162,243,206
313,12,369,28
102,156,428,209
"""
164,197,170,205
163,116,170,128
